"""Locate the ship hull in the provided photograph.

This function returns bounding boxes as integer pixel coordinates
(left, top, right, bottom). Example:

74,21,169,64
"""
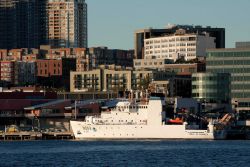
70,121,214,140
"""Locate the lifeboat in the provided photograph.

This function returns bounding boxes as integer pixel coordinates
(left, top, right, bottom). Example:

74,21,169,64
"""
167,118,183,124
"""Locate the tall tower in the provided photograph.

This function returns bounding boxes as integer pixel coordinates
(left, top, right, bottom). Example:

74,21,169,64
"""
0,0,42,49
46,0,87,48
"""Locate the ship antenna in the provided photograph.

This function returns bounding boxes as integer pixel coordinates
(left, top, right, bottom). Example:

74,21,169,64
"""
130,89,133,102
145,89,148,102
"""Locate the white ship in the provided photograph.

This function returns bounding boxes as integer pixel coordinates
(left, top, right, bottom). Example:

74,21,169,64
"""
70,97,219,140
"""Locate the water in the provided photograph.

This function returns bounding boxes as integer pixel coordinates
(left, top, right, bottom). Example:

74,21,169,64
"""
0,140,250,167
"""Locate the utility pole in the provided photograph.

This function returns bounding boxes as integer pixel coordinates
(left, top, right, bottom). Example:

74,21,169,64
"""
74,100,77,120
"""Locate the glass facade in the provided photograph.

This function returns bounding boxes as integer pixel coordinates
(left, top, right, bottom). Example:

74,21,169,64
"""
192,73,231,103
206,49,250,99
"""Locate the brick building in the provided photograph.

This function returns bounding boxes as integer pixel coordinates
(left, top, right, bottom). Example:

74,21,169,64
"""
0,61,15,85
36,58,76,90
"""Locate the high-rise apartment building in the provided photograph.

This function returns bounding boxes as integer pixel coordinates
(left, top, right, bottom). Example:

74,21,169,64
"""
46,0,87,48
0,0,43,49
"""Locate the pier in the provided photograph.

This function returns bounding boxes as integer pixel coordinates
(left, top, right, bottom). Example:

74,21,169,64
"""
0,132,74,141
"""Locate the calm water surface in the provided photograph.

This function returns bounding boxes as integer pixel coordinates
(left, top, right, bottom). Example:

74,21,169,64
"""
0,140,250,167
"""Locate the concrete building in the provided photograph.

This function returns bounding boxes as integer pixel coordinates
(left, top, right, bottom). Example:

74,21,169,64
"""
75,48,90,72
144,29,215,61
46,0,87,48
0,0,43,49
135,25,225,59
132,70,153,90
70,69,102,92
236,42,250,48
71,68,131,92
103,69,132,92
134,59,205,74
71,68,192,97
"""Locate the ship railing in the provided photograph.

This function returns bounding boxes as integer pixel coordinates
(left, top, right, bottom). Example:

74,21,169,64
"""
93,122,147,125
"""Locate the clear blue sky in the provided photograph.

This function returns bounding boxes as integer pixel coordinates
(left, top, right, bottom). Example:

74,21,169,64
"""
87,0,250,50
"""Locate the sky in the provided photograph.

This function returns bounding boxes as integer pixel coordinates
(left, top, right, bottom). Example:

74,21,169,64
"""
87,0,250,50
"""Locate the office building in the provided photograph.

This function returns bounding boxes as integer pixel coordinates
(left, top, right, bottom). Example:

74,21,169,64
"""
206,48,250,118
236,42,250,48
143,29,215,61
207,48,250,101
135,25,225,59
192,73,231,103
